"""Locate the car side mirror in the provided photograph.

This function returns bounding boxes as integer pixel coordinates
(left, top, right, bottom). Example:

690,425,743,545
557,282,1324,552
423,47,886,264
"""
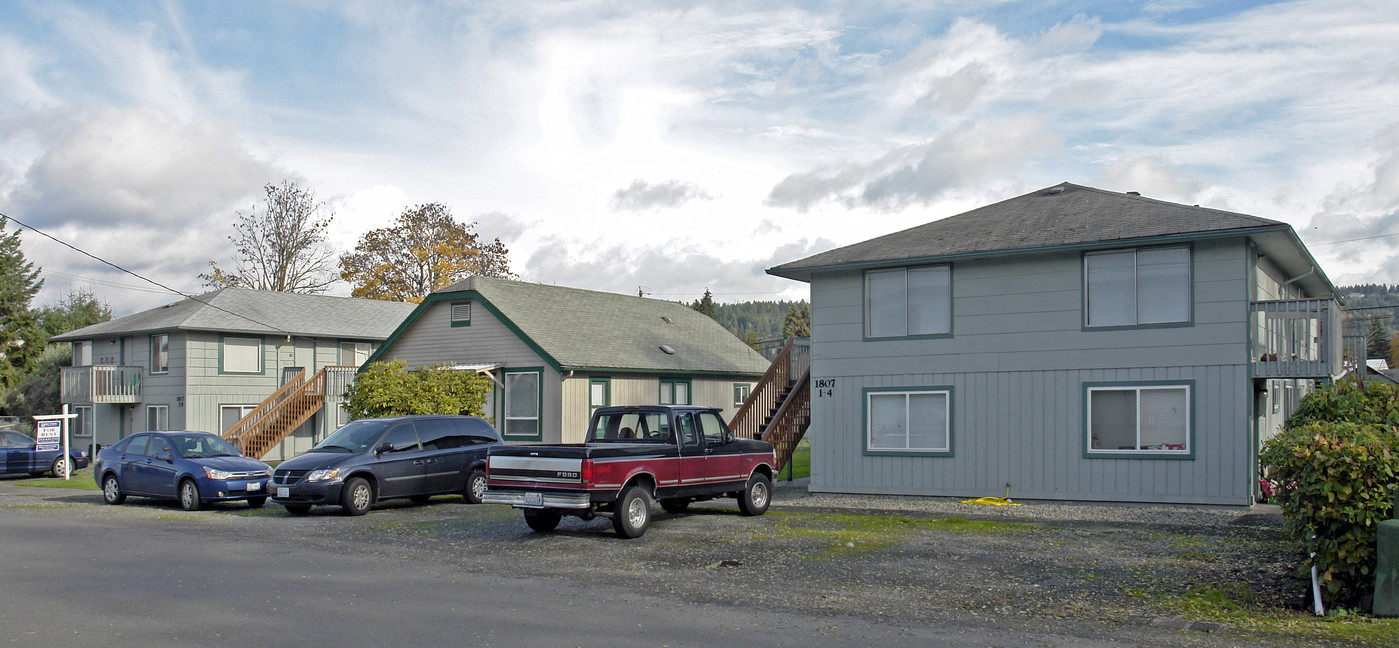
154,450,173,462
375,443,393,455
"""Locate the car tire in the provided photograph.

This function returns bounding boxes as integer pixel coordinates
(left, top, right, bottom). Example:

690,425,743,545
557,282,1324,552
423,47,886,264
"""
51,456,69,479
340,477,373,516
102,474,125,505
463,468,487,505
410,495,432,504
246,496,267,508
737,472,771,517
178,479,202,511
612,485,652,539
284,504,312,516
660,498,691,514
524,508,562,532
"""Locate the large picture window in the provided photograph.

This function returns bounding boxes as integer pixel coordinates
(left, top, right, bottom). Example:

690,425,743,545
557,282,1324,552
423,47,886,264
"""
221,336,262,374
150,334,169,373
504,369,541,439
1087,384,1191,455
1085,246,1190,327
866,266,951,338
866,389,951,453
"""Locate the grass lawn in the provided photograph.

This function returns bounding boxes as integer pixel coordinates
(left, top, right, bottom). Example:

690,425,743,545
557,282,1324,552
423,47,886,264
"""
779,440,810,480
14,468,98,491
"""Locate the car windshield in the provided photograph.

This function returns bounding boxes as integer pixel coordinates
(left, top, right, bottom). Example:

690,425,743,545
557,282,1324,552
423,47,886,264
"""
170,434,241,458
313,420,390,453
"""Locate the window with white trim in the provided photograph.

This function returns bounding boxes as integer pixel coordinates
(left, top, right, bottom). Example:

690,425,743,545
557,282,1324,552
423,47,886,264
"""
220,405,258,434
150,334,169,373
1085,246,1190,327
222,336,262,373
865,266,951,338
503,370,540,437
146,405,169,431
1087,385,1190,454
867,389,950,452
340,341,371,367
733,383,752,408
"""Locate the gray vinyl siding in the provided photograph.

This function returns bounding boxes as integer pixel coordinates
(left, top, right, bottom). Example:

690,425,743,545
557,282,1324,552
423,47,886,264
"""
808,238,1255,505
377,300,564,444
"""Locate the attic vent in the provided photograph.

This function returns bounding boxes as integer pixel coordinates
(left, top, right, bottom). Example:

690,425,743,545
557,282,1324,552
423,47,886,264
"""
1046,185,1065,195
659,344,675,355
661,316,672,324
1126,191,1140,196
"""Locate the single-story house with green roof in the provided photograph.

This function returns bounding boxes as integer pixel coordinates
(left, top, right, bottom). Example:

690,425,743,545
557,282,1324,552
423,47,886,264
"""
366,276,772,444
767,182,1348,506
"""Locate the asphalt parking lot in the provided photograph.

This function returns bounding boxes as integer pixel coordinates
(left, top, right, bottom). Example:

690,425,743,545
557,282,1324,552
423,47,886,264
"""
1,473,1389,647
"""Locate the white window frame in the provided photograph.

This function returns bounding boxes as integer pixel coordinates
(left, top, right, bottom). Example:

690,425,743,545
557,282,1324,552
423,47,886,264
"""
1086,384,1191,455
150,334,169,374
865,388,951,453
339,341,371,367
864,265,952,339
146,405,169,431
1084,246,1191,327
659,378,691,405
221,336,263,374
75,405,93,438
220,405,258,433
733,383,752,408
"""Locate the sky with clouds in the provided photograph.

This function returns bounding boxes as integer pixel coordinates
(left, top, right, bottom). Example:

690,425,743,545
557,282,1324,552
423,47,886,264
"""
2,0,1397,315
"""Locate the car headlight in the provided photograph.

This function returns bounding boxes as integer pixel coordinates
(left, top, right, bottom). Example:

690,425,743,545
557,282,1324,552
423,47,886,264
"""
204,467,233,480
307,469,340,482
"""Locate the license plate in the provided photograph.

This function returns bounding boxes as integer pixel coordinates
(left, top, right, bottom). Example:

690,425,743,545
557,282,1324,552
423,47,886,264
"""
523,492,543,508
277,487,289,498
247,482,262,492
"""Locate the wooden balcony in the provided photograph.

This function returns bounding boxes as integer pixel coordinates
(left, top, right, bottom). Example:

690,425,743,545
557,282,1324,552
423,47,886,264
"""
1251,299,1343,379
61,365,142,404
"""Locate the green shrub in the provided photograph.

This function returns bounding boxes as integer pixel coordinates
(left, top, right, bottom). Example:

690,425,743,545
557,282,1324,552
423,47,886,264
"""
1261,379,1399,607
343,360,491,421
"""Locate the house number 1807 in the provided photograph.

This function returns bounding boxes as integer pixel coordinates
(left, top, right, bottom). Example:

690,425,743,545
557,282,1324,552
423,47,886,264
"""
813,378,836,398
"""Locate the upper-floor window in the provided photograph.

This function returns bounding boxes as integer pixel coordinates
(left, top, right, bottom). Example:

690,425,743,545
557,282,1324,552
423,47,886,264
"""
74,341,92,366
1084,246,1190,327
865,266,951,338
150,334,169,373
221,336,262,374
340,341,370,367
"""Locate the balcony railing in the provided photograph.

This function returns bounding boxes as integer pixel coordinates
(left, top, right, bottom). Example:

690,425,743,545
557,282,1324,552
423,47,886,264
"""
61,365,143,404
1251,299,1342,379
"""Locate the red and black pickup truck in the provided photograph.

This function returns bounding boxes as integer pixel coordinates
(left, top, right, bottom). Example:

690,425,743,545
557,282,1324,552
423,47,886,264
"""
482,405,777,538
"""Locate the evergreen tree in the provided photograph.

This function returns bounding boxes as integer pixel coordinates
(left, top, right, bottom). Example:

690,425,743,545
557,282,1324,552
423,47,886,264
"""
0,217,44,390
690,288,717,319
1366,317,1388,360
744,330,760,351
782,302,811,338
35,288,112,339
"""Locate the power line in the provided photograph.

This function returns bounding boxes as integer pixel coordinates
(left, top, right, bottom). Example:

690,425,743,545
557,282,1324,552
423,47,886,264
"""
1309,231,1399,246
2,212,293,337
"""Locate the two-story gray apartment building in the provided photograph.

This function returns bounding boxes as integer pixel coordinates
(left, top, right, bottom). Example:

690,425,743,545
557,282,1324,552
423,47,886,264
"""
768,183,1348,506
52,288,415,460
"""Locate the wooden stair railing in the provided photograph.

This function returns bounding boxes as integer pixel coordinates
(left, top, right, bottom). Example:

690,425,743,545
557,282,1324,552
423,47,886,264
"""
730,338,812,473
222,366,342,459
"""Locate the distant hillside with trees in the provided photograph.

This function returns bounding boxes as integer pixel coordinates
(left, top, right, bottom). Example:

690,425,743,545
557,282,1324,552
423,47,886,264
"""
685,290,808,348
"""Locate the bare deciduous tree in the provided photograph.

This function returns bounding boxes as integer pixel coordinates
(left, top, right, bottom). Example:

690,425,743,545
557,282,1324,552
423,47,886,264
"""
201,181,337,293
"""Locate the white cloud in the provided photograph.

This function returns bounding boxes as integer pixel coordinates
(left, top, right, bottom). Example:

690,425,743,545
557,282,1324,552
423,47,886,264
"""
610,179,713,211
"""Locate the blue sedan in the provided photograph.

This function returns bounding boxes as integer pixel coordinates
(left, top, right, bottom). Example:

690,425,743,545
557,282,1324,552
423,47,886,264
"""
0,429,89,477
93,431,272,510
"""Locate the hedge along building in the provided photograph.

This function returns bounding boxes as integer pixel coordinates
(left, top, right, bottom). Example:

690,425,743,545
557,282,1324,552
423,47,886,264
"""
366,275,772,443
767,183,1350,506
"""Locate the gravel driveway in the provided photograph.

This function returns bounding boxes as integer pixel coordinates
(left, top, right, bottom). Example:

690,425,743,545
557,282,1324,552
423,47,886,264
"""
1,473,1366,647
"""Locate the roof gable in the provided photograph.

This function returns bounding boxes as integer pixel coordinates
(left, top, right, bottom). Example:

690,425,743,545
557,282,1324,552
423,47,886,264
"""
768,183,1289,280
375,276,771,376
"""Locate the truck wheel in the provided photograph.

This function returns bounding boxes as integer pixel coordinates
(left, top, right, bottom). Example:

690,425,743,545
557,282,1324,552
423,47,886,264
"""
660,498,690,514
612,485,652,538
737,473,771,516
524,509,562,532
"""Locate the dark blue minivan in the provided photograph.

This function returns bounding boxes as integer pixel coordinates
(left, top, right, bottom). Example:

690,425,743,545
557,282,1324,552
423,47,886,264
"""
269,415,501,516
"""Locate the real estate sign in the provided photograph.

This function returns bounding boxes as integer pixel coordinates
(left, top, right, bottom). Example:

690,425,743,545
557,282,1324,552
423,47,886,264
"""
36,420,61,452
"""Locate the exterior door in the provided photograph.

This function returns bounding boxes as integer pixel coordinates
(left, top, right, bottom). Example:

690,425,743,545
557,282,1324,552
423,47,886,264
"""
373,422,427,498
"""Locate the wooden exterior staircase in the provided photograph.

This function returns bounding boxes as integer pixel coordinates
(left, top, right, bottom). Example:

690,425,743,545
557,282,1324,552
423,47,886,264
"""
222,366,358,459
729,338,811,472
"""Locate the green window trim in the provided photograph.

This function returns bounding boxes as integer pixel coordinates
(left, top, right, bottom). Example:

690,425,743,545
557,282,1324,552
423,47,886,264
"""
450,301,472,327
659,378,692,406
589,377,611,413
861,386,954,457
733,383,752,408
1081,244,1194,331
1082,380,1195,460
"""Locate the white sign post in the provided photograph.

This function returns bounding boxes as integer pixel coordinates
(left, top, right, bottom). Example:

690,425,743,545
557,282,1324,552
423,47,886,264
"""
33,405,78,480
